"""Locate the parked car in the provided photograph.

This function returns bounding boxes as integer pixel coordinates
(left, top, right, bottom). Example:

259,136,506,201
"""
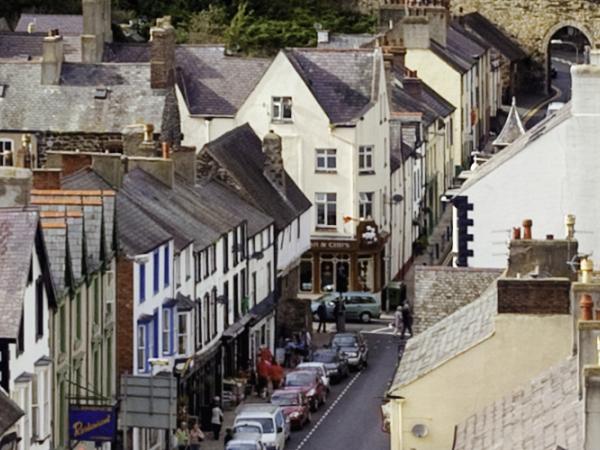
233,421,264,437
234,405,288,450
270,389,311,430
296,362,330,390
330,332,368,370
282,370,327,411
225,432,266,450
311,292,381,323
310,349,349,382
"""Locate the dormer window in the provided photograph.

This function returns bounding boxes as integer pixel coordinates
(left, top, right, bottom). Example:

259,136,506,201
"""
272,96,292,122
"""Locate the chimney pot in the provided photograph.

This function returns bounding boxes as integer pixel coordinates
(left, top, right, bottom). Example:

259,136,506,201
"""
581,258,594,283
144,124,155,142
580,293,594,321
162,142,171,159
512,227,521,240
522,219,533,239
565,214,576,239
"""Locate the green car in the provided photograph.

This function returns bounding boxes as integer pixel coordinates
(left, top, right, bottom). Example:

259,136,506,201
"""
311,292,381,323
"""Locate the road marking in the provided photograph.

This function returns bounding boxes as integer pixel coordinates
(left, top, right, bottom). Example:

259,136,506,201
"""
294,370,363,450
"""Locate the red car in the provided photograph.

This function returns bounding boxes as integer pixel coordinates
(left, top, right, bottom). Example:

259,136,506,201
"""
270,389,311,430
282,370,327,411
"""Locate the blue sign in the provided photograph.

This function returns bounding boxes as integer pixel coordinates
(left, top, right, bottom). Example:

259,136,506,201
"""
69,405,116,442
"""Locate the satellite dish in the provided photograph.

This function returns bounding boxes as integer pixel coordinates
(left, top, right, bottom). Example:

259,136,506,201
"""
411,424,429,438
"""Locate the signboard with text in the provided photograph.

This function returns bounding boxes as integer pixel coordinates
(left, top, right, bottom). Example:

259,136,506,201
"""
69,405,116,442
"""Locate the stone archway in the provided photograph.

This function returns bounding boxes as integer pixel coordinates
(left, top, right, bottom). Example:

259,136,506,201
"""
542,21,593,94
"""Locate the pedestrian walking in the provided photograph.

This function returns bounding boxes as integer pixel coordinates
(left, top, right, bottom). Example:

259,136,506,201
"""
334,299,346,332
316,300,327,332
211,398,224,440
175,421,189,450
394,306,403,335
270,359,284,389
401,303,413,338
189,421,205,450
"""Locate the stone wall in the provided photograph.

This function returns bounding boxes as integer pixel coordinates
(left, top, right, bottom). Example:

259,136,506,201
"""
276,265,313,339
36,131,122,166
449,0,600,59
413,266,502,334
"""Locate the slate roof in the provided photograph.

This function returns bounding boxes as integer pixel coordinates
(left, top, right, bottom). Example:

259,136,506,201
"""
453,357,582,450
317,33,379,49
121,169,238,251
0,207,40,340
103,43,272,117
0,62,165,133
430,26,487,74
461,12,527,62
0,389,24,435
284,48,379,124
204,124,311,230
389,283,497,390
39,217,69,296
493,97,525,147
459,103,572,194
0,32,81,61
15,14,83,35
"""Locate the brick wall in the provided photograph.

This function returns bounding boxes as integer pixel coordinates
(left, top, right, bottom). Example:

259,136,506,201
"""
497,278,571,314
116,256,134,386
32,169,62,189
413,266,502,334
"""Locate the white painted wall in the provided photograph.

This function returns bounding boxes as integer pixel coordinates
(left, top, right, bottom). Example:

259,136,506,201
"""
9,244,52,450
276,211,311,274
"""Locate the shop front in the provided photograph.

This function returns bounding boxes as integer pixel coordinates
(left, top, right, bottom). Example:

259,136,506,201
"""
299,221,388,295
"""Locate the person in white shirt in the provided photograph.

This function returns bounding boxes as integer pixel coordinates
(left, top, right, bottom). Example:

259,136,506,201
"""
211,397,224,440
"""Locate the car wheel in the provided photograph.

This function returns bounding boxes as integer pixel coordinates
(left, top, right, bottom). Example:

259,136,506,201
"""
360,312,371,323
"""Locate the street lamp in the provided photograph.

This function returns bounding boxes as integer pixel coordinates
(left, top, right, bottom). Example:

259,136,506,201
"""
550,39,579,64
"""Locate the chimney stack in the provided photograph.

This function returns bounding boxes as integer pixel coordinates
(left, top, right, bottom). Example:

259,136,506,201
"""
390,46,406,71
41,33,64,85
317,29,330,44
262,130,286,193
571,64,600,116
426,6,448,47
82,0,110,63
150,17,176,90
402,16,430,49
512,227,521,240
403,77,422,99
0,167,32,207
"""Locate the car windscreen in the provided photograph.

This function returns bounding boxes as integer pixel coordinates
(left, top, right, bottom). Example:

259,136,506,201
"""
312,352,336,363
271,393,299,406
238,418,274,433
284,373,313,387
332,336,358,347
234,424,261,434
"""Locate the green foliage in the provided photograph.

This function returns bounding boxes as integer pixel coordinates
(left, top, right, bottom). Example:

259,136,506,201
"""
181,5,228,44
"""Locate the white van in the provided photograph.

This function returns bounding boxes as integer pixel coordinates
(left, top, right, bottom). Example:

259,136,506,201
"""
234,405,288,450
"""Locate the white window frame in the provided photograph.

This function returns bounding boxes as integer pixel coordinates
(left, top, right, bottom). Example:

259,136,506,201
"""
315,193,337,227
0,139,13,166
137,325,146,372
32,374,39,440
177,312,188,355
358,145,374,173
271,96,293,122
359,192,374,219
162,308,171,355
315,149,337,172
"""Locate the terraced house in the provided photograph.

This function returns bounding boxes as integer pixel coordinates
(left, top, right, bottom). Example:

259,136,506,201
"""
28,178,117,450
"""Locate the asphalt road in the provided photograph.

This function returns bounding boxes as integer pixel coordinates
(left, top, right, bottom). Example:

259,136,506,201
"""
283,319,401,450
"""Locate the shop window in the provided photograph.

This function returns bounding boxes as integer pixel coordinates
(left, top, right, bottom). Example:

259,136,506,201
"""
299,258,313,292
316,193,337,227
320,254,350,292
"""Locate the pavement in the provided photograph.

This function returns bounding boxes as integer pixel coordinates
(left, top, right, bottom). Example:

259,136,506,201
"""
201,319,401,450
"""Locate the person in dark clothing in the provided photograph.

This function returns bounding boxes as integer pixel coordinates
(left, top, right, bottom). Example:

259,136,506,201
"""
334,299,346,332
223,428,234,446
401,303,413,338
316,300,327,333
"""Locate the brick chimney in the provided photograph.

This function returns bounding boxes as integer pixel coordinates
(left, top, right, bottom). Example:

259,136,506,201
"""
403,77,422,100
390,46,406,71
497,278,571,315
32,168,62,189
150,17,176,90
41,32,64,85
425,5,448,47
262,130,286,193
